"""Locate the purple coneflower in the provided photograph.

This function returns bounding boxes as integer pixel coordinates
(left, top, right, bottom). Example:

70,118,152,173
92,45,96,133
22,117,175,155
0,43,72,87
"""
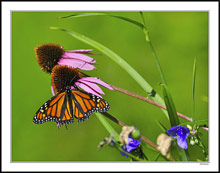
51,65,113,98
35,43,96,73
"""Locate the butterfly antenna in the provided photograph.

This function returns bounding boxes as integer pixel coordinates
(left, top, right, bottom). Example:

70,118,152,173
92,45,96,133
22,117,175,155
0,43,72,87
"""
69,75,77,86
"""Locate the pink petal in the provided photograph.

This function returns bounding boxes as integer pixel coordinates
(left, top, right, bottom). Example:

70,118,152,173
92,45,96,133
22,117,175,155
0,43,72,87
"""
78,77,113,90
51,83,56,96
75,82,102,98
58,58,96,71
62,52,96,63
66,49,93,54
78,80,105,95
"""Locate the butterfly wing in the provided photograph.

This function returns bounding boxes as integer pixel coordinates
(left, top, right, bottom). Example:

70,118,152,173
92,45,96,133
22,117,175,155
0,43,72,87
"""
33,89,110,126
33,91,74,125
70,90,110,122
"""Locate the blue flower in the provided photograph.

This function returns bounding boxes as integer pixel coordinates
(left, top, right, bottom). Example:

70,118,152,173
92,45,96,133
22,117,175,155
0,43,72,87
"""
120,137,141,157
167,126,190,150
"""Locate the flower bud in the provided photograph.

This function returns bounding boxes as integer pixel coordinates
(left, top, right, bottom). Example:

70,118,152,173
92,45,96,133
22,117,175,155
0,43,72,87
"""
131,128,141,139
186,125,193,131
190,140,195,145
195,139,199,144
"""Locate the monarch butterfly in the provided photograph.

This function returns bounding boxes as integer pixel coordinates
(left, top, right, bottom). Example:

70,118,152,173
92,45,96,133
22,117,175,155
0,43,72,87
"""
33,86,110,126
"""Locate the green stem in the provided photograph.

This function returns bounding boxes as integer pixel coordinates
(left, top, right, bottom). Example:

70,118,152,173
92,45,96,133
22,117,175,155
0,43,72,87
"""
140,12,167,85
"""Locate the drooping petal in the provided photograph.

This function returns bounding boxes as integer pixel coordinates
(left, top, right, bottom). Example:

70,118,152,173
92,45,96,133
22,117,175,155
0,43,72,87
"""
66,49,93,54
58,58,96,71
79,77,113,90
128,137,141,147
126,138,141,153
78,79,105,95
181,126,190,136
177,135,188,150
75,82,102,98
51,83,56,96
126,137,141,152
62,52,96,63
167,126,179,138
120,146,129,157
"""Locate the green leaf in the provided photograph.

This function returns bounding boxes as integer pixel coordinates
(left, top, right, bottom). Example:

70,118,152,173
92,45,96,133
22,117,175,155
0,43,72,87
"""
59,13,146,30
95,112,120,142
180,120,208,128
154,153,161,161
174,142,190,161
139,12,150,42
156,120,167,133
50,27,169,120
60,12,151,43
139,12,167,85
142,143,159,153
180,148,191,161
192,58,197,119
162,84,180,127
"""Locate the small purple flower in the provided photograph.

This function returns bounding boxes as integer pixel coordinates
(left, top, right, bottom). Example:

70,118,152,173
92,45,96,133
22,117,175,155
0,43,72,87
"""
120,137,141,157
167,126,190,150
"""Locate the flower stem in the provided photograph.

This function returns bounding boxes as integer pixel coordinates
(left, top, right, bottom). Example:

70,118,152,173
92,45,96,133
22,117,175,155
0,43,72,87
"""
110,84,208,132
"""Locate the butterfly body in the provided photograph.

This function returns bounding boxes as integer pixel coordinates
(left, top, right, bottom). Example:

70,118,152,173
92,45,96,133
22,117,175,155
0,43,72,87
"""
33,87,110,126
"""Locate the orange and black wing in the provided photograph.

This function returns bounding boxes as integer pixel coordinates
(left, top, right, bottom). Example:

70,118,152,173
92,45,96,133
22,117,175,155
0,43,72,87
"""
33,91,74,125
70,90,110,122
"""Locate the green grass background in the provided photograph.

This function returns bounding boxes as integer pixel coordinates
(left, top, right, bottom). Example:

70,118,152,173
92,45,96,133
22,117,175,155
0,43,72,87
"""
12,11,208,161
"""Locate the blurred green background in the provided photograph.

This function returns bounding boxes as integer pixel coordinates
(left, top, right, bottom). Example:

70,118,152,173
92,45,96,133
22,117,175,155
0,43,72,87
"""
12,12,208,161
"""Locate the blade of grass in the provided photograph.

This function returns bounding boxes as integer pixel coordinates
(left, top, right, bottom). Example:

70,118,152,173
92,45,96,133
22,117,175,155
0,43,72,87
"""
60,12,166,84
192,58,197,120
50,26,169,119
162,84,180,127
59,13,146,30
140,12,167,85
154,152,161,161
156,120,167,133
162,84,190,161
95,112,120,142
180,149,191,161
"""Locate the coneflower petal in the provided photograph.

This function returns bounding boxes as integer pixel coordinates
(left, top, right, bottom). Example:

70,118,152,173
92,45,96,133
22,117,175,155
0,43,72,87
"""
51,83,56,96
58,58,96,71
78,79,105,95
62,52,96,63
75,82,102,98
66,49,93,54
78,77,113,90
